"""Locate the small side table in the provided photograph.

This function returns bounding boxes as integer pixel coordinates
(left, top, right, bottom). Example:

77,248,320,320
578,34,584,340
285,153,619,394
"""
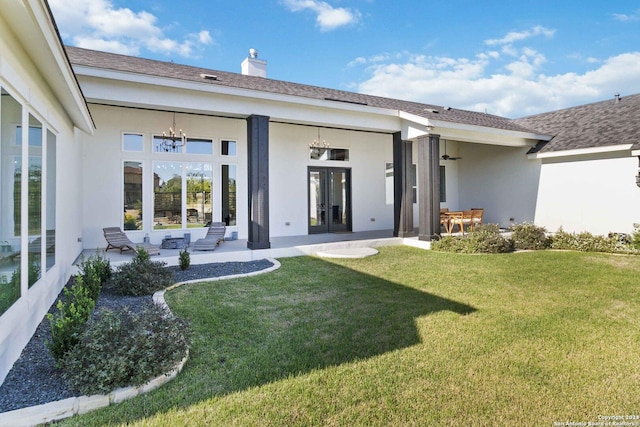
161,237,187,250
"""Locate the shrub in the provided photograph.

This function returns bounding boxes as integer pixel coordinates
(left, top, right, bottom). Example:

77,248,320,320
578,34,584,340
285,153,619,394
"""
63,305,190,395
77,252,112,301
550,228,636,254
110,248,174,296
433,223,513,254
46,276,96,366
179,248,190,271
510,223,551,250
630,224,640,251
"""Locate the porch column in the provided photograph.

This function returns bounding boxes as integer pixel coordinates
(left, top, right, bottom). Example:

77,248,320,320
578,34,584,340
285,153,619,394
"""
246,114,271,249
417,133,440,241
393,132,415,237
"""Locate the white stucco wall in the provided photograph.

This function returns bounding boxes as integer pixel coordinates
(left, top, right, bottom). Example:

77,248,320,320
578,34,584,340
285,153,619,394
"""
535,154,640,235
0,15,86,385
457,143,541,227
269,123,394,236
80,105,248,249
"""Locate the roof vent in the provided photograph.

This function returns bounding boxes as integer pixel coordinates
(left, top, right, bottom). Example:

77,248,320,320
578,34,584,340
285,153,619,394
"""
424,108,439,113
614,92,622,103
200,73,218,80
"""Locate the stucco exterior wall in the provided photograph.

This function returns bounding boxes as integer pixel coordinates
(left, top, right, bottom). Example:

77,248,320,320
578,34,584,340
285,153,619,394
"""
535,154,640,235
0,17,85,385
457,143,541,227
80,105,248,249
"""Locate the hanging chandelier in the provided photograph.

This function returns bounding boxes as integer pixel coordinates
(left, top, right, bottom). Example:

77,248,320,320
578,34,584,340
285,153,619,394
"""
309,128,329,148
162,112,186,151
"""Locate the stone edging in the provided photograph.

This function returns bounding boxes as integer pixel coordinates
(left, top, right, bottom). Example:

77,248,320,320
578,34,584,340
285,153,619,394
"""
0,258,281,427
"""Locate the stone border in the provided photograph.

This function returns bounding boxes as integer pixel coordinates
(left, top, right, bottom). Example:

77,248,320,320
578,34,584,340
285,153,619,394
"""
0,258,281,427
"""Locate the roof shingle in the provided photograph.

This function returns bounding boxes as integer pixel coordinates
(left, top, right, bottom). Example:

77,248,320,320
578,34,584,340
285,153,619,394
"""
66,46,539,135
514,93,640,153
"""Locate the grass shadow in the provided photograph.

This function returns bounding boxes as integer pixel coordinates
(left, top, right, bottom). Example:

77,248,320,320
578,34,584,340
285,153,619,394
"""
63,255,476,425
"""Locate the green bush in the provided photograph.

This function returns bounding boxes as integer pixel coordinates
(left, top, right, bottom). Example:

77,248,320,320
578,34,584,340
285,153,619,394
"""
550,228,637,254
630,224,640,251
433,224,513,254
77,252,112,301
110,248,174,296
179,248,190,271
63,305,190,395
510,223,551,250
46,276,96,366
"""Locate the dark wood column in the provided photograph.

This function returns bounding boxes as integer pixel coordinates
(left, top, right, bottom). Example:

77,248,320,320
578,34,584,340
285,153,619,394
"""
417,133,441,241
393,132,415,237
246,115,271,249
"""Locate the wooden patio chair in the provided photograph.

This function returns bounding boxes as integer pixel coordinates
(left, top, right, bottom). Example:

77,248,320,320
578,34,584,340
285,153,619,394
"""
469,209,484,231
103,227,160,255
192,222,226,251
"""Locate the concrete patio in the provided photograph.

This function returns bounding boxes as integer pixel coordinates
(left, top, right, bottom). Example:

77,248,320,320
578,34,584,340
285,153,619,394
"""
79,230,432,267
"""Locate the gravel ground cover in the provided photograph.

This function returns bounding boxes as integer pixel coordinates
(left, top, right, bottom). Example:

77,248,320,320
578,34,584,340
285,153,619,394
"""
0,259,273,413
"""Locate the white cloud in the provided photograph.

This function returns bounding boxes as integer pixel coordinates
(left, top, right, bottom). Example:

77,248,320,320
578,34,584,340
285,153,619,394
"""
49,0,214,58
352,25,640,117
282,0,361,31
612,11,640,22
485,25,555,46
355,49,640,118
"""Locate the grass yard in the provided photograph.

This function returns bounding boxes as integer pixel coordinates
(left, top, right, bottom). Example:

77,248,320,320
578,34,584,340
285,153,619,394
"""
58,247,640,426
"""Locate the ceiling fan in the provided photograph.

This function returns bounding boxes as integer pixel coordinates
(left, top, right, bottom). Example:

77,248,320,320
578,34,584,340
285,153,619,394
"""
441,140,462,161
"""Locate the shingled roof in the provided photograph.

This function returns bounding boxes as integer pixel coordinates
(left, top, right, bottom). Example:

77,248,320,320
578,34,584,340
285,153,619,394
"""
514,93,640,153
65,46,539,135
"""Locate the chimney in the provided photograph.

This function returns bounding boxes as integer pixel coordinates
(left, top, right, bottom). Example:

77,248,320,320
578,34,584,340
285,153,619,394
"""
614,92,622,103
241,48,267,78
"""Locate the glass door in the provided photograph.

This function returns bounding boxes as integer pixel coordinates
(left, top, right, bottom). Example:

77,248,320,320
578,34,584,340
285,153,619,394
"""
308,167,351,234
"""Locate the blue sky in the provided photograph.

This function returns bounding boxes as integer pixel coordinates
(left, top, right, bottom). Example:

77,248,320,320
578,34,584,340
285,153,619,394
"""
50,0,640,118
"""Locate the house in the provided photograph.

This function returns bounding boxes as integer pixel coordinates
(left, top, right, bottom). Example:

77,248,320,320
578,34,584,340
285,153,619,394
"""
1,0,638,387
516,94,640,235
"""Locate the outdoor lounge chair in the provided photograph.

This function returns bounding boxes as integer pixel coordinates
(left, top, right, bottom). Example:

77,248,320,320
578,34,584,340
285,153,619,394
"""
192,222,226,251
103,227,160,255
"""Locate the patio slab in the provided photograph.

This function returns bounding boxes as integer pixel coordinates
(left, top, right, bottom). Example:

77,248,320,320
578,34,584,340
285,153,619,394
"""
316,247,379,259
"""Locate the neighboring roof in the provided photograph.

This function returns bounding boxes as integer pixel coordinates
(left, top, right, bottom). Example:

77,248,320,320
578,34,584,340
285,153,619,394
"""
65,46,539,135
515,93,640,153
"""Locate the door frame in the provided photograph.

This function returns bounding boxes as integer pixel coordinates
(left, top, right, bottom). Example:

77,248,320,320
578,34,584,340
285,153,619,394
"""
308,166,352,234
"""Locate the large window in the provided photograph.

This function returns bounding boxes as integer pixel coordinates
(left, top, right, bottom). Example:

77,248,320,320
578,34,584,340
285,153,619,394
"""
46,130,56,271
27,114,43,287
1,89,22,314
154,162,183,229
153,162,213,229
222,164,237,226
186,163,213,226
124,161,143,230
0,88,56,314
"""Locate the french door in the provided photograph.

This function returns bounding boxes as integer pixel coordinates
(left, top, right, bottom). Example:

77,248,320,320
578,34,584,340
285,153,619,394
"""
308,167,351,234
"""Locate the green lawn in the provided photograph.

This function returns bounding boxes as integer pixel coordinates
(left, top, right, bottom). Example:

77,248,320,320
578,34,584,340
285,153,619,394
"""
58,247,640,426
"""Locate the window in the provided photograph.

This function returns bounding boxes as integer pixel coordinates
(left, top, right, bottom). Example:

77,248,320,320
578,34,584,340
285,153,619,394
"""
27,114,43,287
385,162,394,205
1,89,22,314
153,162,183,229
221,140,236,156
186,138,213,155
46,130,56,271
153,136,213,154
123,133,143,151
411,164,417,203
310,147,349,161
153,135,183,153
123,161,143,230
186,163,213,227
153,162,213,229
222,165,237,226
440,166,446,202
